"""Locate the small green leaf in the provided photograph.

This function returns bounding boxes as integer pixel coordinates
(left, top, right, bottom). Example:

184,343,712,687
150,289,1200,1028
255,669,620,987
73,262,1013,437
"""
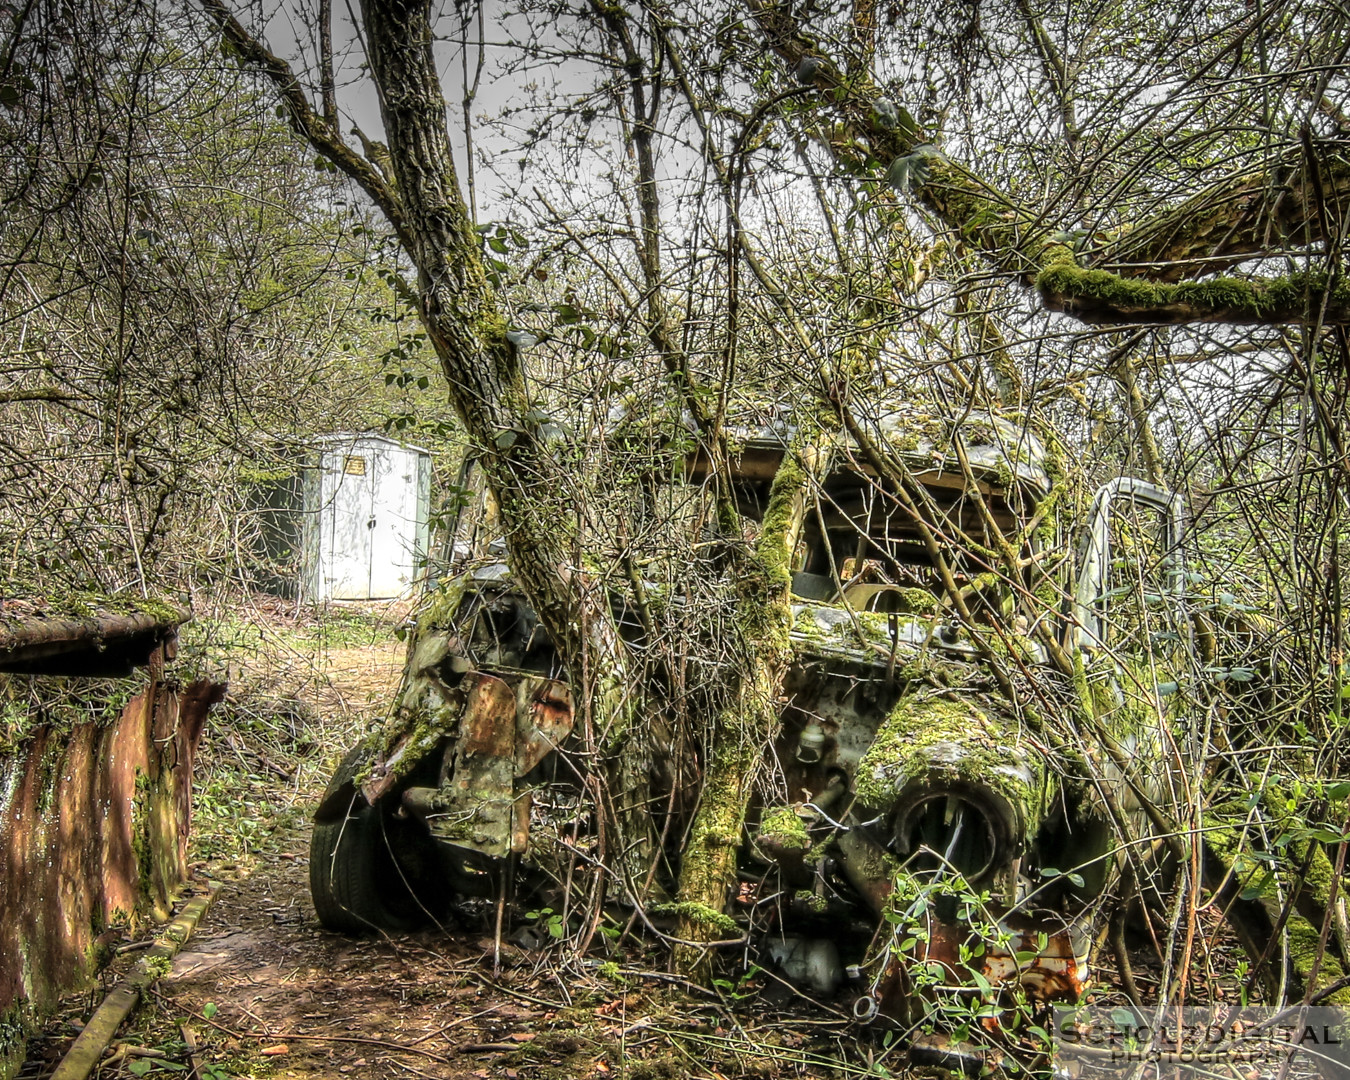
128,1062,153,1078
494,429,518,449
1240,880,1269,901
202,1001,218,1019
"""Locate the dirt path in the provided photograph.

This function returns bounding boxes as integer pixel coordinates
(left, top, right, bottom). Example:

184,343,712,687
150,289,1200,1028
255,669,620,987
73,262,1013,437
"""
94,844,834,1080
152,838,571,1080
23,821,700,1080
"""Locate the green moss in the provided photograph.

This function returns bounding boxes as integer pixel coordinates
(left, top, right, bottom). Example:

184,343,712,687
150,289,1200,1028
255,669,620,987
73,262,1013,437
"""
753,449,807,597
758,807,810,851
1036,263,1163,309
353,692,459,790
0,1002,34,1080
1210,787,1343,913
854,693,1047,836
1287,915,1350,1005
794,888,829,914
32,734,62,818
414,576,469,635
1035,262,1350,322
474,309,510,350
142,953,172,980
655,901,740,937
131,770,154,911
888,588,940,616
674,438,822,961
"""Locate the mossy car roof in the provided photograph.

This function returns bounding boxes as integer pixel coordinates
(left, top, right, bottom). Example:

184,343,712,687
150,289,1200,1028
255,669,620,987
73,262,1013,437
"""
684,407,1052,498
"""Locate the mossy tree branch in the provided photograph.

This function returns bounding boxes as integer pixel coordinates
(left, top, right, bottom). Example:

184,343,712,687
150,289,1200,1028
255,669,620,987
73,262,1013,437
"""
748,0,1350,327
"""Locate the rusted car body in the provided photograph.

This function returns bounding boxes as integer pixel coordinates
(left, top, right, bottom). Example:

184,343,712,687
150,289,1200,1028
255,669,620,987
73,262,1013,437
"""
310,411,1184,1042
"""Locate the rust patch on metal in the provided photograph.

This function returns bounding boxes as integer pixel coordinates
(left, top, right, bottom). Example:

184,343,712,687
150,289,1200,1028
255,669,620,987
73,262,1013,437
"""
874,908,1088,1024
920,914,1086,997
459,673,517,758
0,673,221,1021
512,790,531,855
515,677,573,775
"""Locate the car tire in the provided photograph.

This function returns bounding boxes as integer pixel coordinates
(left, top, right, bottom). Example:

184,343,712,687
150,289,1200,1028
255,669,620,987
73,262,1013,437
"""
310,803,445,933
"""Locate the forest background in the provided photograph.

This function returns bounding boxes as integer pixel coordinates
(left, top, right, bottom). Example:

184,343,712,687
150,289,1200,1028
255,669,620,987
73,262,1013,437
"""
3,0,1350,1048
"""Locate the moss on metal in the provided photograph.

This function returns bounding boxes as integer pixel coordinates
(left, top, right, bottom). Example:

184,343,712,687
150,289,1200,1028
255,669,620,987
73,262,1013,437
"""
853,692,1048,837
0,590,185,636
413,576,470,636
758,807,810,851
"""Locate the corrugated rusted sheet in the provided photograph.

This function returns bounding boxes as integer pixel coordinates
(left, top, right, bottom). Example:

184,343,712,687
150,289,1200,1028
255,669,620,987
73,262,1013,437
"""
0,670,223,1072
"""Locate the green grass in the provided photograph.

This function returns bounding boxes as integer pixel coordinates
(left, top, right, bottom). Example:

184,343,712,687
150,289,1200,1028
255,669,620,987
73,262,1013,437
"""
180,600,404,866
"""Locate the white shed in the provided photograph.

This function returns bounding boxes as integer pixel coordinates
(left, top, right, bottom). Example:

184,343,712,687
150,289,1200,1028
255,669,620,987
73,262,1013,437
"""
304,434,432,601
256,434,432,602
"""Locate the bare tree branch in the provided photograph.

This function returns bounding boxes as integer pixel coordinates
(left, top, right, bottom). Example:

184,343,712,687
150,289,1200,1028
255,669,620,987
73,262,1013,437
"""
198,0,413,253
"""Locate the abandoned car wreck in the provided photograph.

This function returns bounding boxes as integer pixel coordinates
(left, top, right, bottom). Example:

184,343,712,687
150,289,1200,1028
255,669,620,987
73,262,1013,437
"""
307,408,1340,1064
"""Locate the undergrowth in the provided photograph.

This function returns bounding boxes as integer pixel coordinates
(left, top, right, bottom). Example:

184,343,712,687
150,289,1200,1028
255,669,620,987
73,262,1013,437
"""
180,596,406,865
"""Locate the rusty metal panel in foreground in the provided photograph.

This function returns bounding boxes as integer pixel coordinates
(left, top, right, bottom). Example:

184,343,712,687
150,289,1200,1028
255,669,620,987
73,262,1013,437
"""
459,673,518,758
515,677,573,775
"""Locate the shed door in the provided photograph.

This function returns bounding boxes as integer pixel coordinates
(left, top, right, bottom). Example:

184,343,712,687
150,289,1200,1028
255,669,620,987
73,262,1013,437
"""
367,445,420,598
322,449,375,600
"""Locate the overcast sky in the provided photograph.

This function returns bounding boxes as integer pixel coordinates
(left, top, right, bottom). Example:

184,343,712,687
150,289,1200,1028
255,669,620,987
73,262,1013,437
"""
249,0,589,219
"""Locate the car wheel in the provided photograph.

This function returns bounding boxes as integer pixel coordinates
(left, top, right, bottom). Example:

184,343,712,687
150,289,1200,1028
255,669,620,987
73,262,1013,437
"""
310,802,445,933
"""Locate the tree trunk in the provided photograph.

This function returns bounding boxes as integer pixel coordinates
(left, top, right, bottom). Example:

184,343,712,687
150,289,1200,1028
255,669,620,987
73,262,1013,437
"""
359,0,658,886
672,445,818,973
